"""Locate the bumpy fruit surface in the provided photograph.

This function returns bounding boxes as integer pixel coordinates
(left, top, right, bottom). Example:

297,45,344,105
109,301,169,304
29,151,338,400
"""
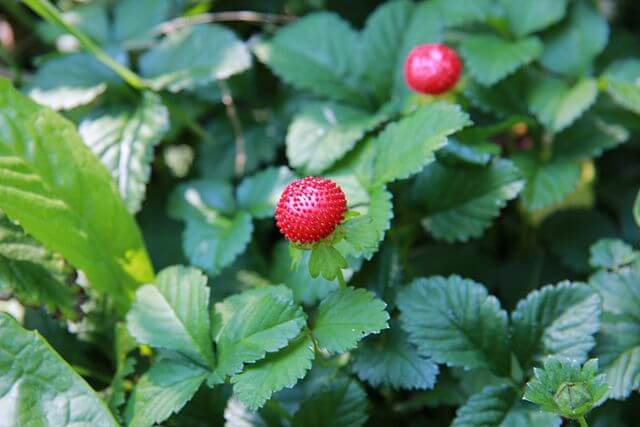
404,43,462,94
275,177,347,243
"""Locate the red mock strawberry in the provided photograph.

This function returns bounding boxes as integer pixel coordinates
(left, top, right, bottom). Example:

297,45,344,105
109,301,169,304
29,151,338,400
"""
275,177,347,244
404,43,462,95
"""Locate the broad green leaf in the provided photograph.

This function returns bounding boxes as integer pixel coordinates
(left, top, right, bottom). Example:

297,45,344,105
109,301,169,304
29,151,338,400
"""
0,313,119,426
125,360,208,427
359,185,393,258
291,377,368,427
342,215,380,256
0,78,153,311
140,25,251,92
602,58,640,115
414,159,523,242
213,286,307,379
113,0,173,48
461,35,542,86
431,0,496,27
26,53,121,110
308,242,348,281
373,103,470,186
397,276,511,376
541,1,609,76
231,334,315,410
512,152,581,211
236,166,295,219
36,2,109,45
312,286,389,354
79,91,169,213
127,266,214,367
510,282,601,369
253,13,368,107
287,103,385,174
500,0,568,36
589,239,638,270
553,116,628,161
353,322,438,390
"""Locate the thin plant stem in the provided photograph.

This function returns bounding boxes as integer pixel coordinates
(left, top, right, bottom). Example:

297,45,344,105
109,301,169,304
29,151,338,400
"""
336,269,347,289
577,416,588,427
218,80,246,177
155,11,295,34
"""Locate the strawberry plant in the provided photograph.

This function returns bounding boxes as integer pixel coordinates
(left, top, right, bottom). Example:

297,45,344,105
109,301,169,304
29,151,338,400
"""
1,0,640,426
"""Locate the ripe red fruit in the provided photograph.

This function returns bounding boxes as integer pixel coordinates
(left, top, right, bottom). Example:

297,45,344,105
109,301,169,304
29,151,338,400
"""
404,43,462,95
275,177,347,244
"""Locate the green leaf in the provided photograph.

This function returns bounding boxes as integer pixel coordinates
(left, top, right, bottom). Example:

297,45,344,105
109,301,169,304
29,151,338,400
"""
140,25,251,92
431,0,496,27
353,322,438,390
236,166,295,219
541,1,609,76
414,159,523,242
635,190,640,228
79,91,169,213
287,102,385,174
342,215,381,256
231,333,315,410
0,313,119,426
253,13,368,107
126,266,214,367
292,376,368,427
36,2,109,45
106,323,137,414
373,103,470,186
113,0,173,49
397,276,511,376
524,358,609,419
212,286,307,380
0,78,153,311
589,239,638,270
465,72,530,118
26,53,121,110
602,58,640,115
461,35,542,86
553,116,628,161
510,282,601,369
500,0,568,37
435,139,494,167
125,360,208,427
308,242,348,281
512,152,581,211
312,286,389,354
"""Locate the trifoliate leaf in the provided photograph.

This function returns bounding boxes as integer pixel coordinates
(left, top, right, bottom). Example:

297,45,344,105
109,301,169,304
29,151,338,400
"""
589,239,638,270
373,103,471,186
125,360,208,427
397,276,511,376
529,76,598,132
291,377,368,427
126,266,214,367
461,34,542,86
236,166,295,219
500,0,568,37
541,1,609,76
308,242,348,281
287,102,385,174
140,25,251,92
553,116,628,161
524,358,609,419
414,159,523,242
511,282,601,369
0,313,119,426
353,322,438,390
79,91,169,213
231,334,314,410
312,286,389,354
113,0,173,49
512,152,581,211
602,58,640,115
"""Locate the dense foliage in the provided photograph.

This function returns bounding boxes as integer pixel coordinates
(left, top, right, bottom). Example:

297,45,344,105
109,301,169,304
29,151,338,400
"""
0,0,640,426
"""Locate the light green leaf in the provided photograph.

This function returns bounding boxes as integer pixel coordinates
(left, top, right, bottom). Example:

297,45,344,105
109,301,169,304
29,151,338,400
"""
512,152,581,211
253,13,368,107
397,276,511,376
287,103,385,174
511,282,601,369
312,286,389,354
125,360,208,427
231,334,315,410
353,322,438,390
589,239,638,270
500,0,568,37
26,53,121,110
140,25,251,92
414,159,523,242
308,242,348,281
342,215,380,255
461,35,542,86
236,166,295,219
0,78,153,312
0,313,119,426
373,102,470,186
541,1,609,76
113,0,173,48
126,266,214,367
602,58,640,115
79,91,169,213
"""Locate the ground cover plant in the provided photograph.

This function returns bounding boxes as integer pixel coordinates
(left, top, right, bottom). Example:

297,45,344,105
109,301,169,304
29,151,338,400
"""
0,0,640,425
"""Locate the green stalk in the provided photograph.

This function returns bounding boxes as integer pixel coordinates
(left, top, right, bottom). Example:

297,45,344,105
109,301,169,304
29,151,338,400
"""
577,416,588,427
336,269,347,289
21,0,147,90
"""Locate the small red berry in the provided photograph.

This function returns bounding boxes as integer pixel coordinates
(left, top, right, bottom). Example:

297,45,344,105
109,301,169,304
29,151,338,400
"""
404,43,462,95
275,177,347,244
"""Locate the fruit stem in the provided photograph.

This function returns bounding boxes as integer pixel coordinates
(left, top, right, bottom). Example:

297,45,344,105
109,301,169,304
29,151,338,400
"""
336,269,347,289
577,416,588,427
